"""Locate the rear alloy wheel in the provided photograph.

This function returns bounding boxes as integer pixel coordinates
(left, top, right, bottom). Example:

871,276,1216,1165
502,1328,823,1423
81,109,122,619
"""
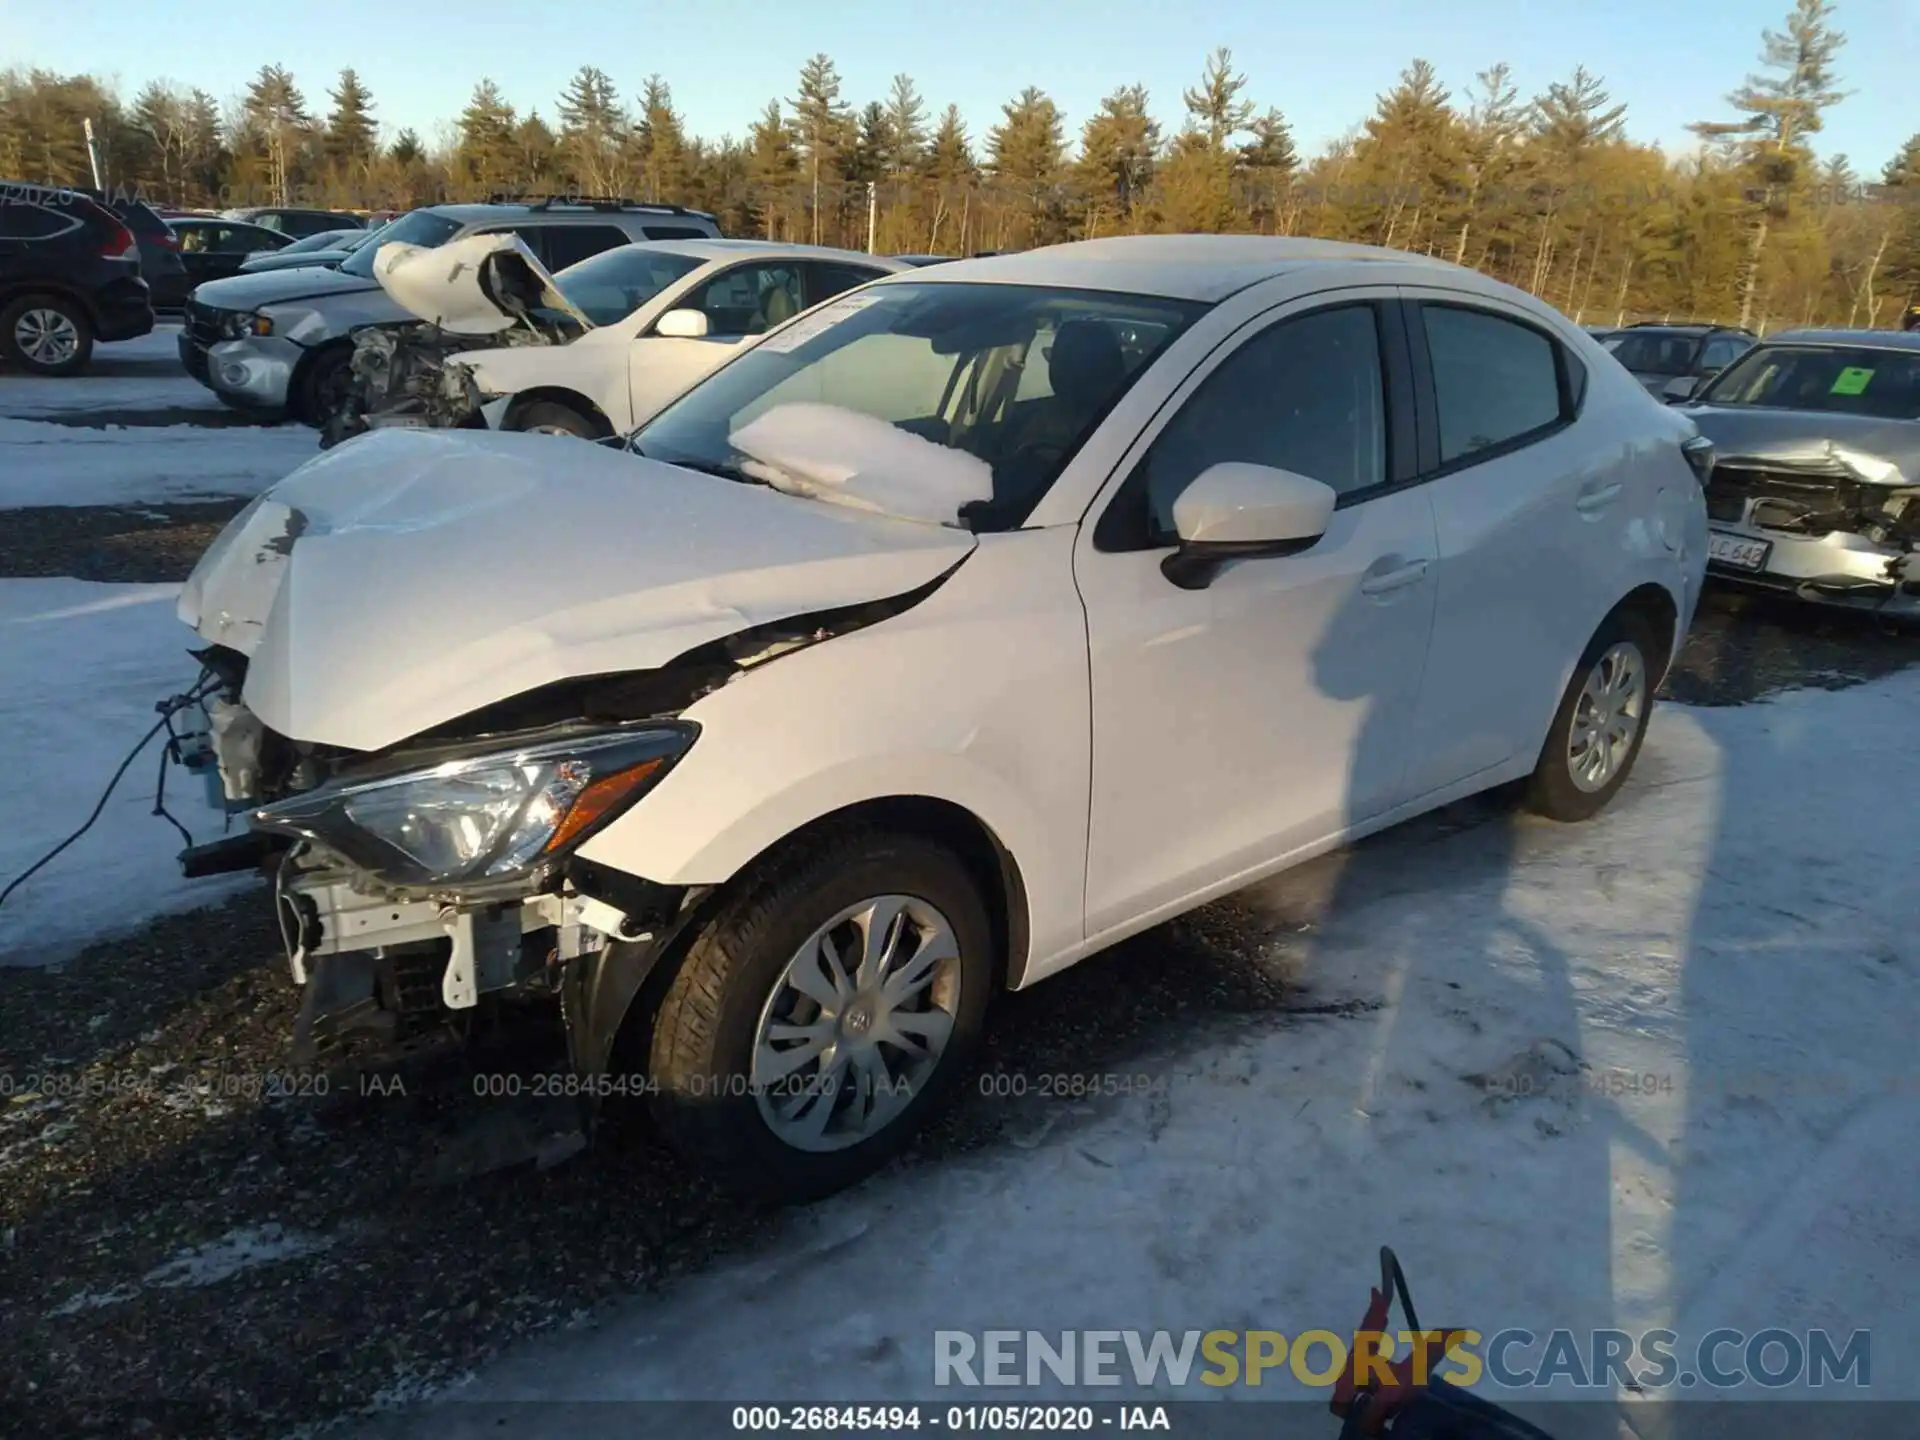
1,295,93,376
1526,612,1656,822
645,827,994,1202
510,400,600,439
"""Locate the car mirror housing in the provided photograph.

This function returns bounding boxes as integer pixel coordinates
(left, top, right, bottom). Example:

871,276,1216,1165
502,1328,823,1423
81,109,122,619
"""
1662,375,1701,403
656,308,710,339
1160,462,1337,591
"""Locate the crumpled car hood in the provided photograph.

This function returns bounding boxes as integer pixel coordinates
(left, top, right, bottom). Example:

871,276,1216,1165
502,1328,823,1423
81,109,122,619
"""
177,428,975,751
372,232,593,335
1683,406,1919,486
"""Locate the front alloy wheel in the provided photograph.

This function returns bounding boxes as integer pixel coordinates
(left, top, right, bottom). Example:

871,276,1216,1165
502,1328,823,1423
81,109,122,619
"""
644,826,993,1202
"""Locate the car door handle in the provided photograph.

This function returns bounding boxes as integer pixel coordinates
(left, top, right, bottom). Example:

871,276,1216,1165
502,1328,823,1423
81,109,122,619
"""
1576,481,1624,513
1359,560,1429,595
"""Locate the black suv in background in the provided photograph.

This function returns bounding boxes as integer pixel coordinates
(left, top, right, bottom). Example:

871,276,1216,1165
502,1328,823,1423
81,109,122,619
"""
70,186,191,310
0,183,155,375
1604,321,1757,400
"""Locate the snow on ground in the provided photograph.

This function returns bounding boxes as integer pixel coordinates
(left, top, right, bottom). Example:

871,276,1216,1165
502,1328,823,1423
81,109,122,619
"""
0,325,223,419
46,1224,336,1316
0,417,315,508
357,672,1920,1434
0,579,247,965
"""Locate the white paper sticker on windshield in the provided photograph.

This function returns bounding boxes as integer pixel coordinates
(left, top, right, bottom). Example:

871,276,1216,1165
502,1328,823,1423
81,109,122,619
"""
755,292,885,354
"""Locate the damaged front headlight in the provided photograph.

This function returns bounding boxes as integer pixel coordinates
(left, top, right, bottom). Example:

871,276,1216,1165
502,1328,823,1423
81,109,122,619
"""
250,723,694,888
220,311,274,339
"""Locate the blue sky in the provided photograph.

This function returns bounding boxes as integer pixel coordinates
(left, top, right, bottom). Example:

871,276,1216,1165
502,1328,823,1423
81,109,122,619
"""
13,0,1917,173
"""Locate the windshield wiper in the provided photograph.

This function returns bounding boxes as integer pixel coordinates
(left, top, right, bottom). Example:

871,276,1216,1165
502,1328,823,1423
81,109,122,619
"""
649,453,763,486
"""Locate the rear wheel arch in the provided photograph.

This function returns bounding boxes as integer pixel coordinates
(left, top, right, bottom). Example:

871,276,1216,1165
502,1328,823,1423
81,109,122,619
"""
1611,581,1680,684
0,281,98,325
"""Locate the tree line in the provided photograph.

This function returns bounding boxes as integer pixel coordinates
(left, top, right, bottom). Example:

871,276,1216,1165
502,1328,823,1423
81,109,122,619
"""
3,0,1916,331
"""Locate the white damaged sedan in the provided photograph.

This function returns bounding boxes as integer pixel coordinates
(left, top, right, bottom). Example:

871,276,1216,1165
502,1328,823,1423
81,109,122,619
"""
166,236,1710,1201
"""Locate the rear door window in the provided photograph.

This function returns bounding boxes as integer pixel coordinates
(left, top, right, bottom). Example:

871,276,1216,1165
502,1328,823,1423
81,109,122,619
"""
542,224,630,271
1419,303,1568,465
640,224,712,240
803,261,890,308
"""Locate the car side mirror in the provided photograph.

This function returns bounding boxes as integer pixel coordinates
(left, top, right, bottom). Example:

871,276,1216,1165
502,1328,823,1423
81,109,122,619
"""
656,308,710,339
1160,462,1337,591
1662,375,1701,403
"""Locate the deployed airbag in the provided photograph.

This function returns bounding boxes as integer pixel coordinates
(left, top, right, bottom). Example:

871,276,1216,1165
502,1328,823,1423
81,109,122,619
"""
730,402,995,526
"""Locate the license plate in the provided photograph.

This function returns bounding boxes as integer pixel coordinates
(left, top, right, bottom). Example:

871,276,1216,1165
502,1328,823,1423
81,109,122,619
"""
1707,531,1771,572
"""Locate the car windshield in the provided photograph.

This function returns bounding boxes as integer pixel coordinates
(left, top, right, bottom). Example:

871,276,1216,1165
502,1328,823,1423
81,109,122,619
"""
1607,331,1701,375
554,246,705,327
631,280,1205,533
1696,343,1920,420
338,210,461,278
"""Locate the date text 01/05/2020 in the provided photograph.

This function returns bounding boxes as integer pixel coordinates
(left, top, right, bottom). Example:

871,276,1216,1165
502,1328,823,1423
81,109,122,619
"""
730,1405,1171,1432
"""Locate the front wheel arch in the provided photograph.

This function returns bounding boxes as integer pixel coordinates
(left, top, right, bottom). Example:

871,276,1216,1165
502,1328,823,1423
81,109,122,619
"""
606,795,1028,1084
290,341,354,425
502,388,614,438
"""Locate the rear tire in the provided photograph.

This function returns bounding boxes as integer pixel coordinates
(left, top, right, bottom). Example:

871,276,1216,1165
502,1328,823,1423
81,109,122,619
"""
1,294,93,376
1525,609,1657,822
645,826,995,1204
510,400,600,438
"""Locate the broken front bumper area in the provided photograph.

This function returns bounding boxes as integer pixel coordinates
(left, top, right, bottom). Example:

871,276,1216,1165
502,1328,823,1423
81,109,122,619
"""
1703,465,1920,619
168,692,691,1103
319,321,546,448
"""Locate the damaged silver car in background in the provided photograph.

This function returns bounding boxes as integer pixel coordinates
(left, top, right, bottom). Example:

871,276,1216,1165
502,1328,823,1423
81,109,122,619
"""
1677,328,1920,620
318,232,592,447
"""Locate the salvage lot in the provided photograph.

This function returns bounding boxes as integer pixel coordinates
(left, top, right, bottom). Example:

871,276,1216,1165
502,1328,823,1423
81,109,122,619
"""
2,338,1918,1437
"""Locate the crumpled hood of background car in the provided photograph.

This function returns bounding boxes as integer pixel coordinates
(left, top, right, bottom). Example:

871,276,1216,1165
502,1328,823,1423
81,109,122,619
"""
176,428,975,752
1684,405,1919,486
372,231,594,335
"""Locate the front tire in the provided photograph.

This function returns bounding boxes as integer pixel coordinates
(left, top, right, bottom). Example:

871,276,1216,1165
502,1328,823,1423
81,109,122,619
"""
295,344,353,428
1525,610,1657,822
646,827,995,1203
2,294,93,376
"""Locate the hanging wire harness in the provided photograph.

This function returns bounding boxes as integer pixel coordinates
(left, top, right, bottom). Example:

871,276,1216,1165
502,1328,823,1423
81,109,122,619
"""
0,669,216,917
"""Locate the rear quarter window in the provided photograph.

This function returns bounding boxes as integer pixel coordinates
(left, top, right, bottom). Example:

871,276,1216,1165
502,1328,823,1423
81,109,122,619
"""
1418,303,1577,467
0,201,79,240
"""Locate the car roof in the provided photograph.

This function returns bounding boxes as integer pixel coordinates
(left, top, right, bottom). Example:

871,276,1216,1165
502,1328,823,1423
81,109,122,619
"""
600,238,903,267
1616,323,1747,336
422,202,717,227
873,235,1483,303
1758,327,1920,353
227,205,357,217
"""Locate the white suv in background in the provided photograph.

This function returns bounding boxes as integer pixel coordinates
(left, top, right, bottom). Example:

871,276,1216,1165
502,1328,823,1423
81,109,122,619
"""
177,197,721,424
169,236,1710,1203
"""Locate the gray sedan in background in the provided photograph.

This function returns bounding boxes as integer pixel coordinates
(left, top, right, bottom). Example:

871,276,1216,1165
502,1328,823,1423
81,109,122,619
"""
237,226,379,275
1681,328,1920,618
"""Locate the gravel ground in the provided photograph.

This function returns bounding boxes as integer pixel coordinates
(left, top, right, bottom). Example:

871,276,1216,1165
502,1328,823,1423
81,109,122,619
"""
2,474,1915,1436
0,500,248,583
0,888,1315,1440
